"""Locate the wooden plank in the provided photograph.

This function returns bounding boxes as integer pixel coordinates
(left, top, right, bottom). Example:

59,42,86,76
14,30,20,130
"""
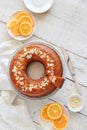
0,0,87,58
67,52,87,87
50,0,87,32
33,13,87,58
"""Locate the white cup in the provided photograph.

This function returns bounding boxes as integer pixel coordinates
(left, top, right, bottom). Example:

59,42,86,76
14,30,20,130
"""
32,0,46,6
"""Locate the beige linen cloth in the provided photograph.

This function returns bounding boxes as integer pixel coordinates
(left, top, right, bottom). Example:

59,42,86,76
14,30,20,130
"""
0,40,36,130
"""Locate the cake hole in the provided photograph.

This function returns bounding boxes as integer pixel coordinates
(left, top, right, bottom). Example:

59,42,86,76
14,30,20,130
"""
27,61,45,80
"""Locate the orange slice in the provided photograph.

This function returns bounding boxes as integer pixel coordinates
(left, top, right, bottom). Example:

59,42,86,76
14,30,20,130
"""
19,22,32,36
18,16,34,26
52,114,68,130
47,103,63,120
12,25,20,36
40,104,52,121
16,11,29,20
8,19,17,29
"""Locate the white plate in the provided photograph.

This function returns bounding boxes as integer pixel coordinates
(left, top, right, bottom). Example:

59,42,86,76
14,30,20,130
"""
7,11,36,41
39,105,70,130
24,0,54,13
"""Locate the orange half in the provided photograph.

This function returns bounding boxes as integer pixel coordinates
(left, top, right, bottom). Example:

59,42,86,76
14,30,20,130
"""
40,104,52,121
8,19,17,29
18,16,34,26
19,22,32,36
52,114,68,130
16,11,29,20
12,25,20,36
47,103,63,120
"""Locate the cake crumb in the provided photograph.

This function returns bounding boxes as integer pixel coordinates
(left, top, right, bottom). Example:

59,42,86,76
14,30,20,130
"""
66,86,71,91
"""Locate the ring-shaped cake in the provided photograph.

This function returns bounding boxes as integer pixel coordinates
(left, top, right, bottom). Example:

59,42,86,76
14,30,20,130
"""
9,43,65,98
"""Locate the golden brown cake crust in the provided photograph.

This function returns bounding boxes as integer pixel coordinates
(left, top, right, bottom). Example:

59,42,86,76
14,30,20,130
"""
9,44,64,98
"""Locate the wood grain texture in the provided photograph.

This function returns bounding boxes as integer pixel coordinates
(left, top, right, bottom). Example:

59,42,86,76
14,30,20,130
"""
0,0,87,130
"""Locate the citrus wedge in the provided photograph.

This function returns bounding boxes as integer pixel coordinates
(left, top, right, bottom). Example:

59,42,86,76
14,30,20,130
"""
12,25,20,36
40,104,52,121
16,11,29,20
52,114,68,130
8,19,17,29
47,103,63,120
19,22,32,36
18,16,34,26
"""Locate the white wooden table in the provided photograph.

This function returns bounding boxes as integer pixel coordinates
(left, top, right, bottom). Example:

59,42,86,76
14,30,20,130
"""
0,0,87,129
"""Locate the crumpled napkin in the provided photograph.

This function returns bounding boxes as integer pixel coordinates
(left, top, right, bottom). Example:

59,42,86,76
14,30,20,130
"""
0,40,36,130
0,40,22,90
